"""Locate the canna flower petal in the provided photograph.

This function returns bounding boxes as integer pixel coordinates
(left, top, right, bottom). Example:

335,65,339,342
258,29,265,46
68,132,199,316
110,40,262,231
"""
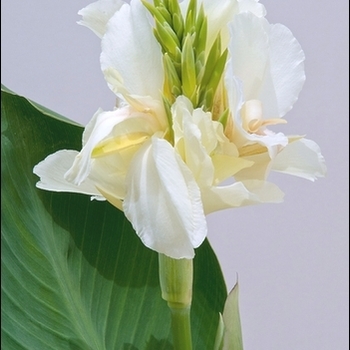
228,12,305,119
271,138,327,180
172,96,252,186
123,137,207,259
234,151,272,181
78,0,124,38
33,150,103,199
236,0,266,17
101,0,164,101
233,137,327,182
225,67,288,158
201,179,284,214
64,108,129,185
172,96,216,187
65,106,162,186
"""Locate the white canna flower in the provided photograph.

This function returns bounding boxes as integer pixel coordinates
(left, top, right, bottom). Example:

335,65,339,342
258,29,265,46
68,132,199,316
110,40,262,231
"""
34,0,326,259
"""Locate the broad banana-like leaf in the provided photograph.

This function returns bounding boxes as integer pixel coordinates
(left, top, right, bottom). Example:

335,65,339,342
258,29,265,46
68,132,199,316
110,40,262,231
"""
1,86,227,350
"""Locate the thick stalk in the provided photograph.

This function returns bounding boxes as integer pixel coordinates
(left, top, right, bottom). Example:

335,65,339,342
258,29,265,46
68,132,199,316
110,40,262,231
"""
170,306,192,350
158,254,193,350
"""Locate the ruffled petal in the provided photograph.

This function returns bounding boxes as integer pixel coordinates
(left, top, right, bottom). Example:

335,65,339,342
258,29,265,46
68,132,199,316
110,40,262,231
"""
202,179,284,214
172,96,215,187
234,151,272,180
171,96,252,186
123,137,207,259
237,0,266,17
64,108,130,185
225,62,288,158
78,0,124,38
271,138,327,180
65,105,161,186
101,0,164,101
33,150,102,198
201,0,237,49
212,154,253,184
103,67,169,130
228,13,270,104
266,23,305,117
228,13,305,119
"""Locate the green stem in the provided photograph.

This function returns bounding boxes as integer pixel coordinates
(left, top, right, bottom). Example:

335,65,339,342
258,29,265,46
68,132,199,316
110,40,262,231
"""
158,254,194,349
170,306,193,350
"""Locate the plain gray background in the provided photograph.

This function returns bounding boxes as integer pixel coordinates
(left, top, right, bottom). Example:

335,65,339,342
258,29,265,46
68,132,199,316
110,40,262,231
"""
1,1,349,349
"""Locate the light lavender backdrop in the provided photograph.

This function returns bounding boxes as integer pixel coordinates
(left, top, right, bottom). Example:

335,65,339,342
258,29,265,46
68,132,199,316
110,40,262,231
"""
2,1,349,349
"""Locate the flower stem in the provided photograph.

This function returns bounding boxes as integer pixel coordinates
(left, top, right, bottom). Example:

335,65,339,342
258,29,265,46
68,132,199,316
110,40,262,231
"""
170,306,193,350
158,254,193,350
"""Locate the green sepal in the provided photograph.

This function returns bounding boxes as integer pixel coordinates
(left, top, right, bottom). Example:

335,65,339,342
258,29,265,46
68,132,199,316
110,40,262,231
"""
158,5,173,25
161,94,174,143
155,19,181,55
172,12,184,42
141,0,168,25
153,0,162,7
194,11,207,56
181,34,197,105
200,35,222,88
185,0,197,34
206,49,228,92
199,48,228,110
169,0,183,19
163,53,182,103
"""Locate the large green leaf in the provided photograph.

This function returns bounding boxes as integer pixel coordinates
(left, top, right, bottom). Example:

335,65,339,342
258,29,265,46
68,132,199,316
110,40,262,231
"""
1,86,227,350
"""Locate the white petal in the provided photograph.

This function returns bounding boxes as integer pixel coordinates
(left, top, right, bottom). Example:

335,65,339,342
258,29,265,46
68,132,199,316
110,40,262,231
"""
101,0,164,101
64,108,130,185
172,97,215,187
228,13,270,103
228,13,305,119
234,151,272,180
82,107,103,147
171,96,248,187
202,180,284,214
212,154,253,183
95,186,123,211
224,61,245,131
123,137,207,259
89,154,128,201
271,138,327,180
103,67,169,130
33,150,102,198
78,0,124,38
201,0,236,49
225,62,288,158
237,0,266,17
267,23,305,117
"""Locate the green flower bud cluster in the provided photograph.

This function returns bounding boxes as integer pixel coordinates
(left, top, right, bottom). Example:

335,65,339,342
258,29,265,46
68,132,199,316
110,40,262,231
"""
142,0,228,114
